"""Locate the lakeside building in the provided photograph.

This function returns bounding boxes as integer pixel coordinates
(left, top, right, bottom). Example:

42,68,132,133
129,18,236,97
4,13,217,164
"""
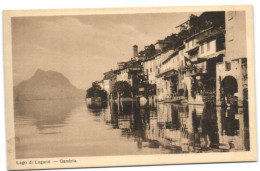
181,12,226,105
116,60,143,86
103,70,117,97
216,11,248,107
155,49,176,101
96,11,247,107
155,45,187,101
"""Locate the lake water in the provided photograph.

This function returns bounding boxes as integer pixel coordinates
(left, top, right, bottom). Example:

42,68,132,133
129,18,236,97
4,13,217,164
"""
14,100,250,159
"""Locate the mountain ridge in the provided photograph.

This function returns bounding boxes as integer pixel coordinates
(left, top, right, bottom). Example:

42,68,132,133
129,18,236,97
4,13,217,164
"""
14,69,85,101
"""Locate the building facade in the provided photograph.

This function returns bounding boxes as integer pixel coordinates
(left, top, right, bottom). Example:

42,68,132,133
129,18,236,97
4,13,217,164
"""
96,11,248,107
216,11,247,107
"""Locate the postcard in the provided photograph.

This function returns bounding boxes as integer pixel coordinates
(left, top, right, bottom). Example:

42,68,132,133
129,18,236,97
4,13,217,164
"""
3,5,257,170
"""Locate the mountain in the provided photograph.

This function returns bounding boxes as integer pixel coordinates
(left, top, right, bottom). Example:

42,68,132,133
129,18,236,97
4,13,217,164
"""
14,69,85,101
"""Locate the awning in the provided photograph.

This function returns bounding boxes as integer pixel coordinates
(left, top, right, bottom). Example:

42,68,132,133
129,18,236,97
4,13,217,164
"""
156,69,178,79
199,50,225,59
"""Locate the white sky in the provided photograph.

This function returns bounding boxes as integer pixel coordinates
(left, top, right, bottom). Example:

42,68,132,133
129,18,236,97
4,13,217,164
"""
12,12,202,89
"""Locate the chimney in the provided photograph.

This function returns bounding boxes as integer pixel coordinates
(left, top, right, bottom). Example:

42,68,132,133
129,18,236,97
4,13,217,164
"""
133,45,138,58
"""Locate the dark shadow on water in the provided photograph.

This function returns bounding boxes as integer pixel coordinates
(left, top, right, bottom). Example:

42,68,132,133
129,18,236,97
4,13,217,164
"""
86,101,107,116
86,101,250,153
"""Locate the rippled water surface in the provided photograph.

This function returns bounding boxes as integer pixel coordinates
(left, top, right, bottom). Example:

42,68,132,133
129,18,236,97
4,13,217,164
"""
14,100,250,159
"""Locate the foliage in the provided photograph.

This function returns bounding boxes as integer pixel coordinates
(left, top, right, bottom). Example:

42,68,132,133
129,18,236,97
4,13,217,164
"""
202,90,216,104
190,76,216,103
163,33,186,50
147,84,157,96
177,89,184,96
112,81,132,98
191,79,205,99
86,82,107,100
189,12,225,35
139,44,157,58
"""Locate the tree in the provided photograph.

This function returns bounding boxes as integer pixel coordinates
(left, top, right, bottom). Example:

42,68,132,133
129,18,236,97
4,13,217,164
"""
86,81,107,100
112,81,132,98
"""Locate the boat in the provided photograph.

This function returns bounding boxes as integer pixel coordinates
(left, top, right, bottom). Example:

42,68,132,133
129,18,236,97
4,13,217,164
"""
164,96,186,104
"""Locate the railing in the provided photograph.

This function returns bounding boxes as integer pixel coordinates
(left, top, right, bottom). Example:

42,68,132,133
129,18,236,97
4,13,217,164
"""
184,66,206,76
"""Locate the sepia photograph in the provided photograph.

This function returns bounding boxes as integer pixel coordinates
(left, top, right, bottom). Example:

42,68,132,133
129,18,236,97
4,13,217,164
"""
3,5,257,170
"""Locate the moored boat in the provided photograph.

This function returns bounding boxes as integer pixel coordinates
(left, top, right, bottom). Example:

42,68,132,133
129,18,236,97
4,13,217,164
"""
164,96,186,104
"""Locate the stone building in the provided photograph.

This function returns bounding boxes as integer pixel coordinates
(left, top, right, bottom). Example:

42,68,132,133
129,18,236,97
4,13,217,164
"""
99,11,247,107
116,60,143,87
103,70,117,96
156,49,179,101
216,11,247,107
142,55,157,84
182,12,226,105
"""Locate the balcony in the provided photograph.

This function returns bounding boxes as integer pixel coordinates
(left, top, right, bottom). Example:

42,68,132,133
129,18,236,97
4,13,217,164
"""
189,54,198,62
185,65,207,76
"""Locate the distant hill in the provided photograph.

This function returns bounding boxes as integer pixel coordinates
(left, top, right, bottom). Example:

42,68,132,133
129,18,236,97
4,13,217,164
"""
14,69,85,101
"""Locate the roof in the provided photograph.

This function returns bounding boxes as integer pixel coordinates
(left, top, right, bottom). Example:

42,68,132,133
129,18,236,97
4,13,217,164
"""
162,50,179,64
176,19,190,28
116,60,142,72
155,40,173,45
156,69,178,78
103,71,117,80
142,52,162,62
176,44,185,51
196,27,225,43
186,46,199,54
184,27,215,43
199,50,226,59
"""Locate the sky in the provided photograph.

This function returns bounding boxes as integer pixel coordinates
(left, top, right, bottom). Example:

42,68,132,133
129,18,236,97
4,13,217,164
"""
12,12,202,89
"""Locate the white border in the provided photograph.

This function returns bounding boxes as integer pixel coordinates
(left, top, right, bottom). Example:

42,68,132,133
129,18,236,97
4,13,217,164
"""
1,1,259,171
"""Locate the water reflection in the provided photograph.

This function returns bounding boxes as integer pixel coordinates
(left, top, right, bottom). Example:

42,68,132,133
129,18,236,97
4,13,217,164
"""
14,99,250,159
14,100,80,131
87,101,250,153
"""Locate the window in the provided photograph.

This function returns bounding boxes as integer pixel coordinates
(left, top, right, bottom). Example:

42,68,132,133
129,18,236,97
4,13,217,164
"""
146,69,148,74
207,42,210,52
225,62,231,71
243,75,248,82
201,44,204,54
192,39,195,47
150,68,152,72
